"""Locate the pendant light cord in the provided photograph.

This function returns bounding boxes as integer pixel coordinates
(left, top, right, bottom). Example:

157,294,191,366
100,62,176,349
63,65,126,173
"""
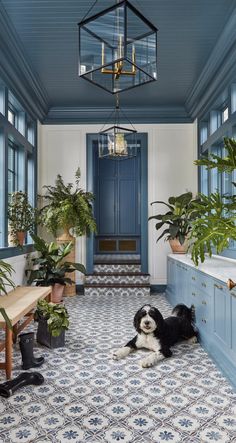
81,0,99,22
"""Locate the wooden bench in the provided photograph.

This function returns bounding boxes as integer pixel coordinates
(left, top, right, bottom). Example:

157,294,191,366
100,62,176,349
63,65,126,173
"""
0,286,51,380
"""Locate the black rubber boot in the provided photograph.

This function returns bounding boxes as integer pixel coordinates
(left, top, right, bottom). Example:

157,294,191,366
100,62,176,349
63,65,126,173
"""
19,332,45,370
0,372,44,398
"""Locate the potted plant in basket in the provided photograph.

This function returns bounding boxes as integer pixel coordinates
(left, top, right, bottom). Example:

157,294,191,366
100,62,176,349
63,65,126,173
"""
149,192,201,253
34,299,69,348
8,191,37,246
26,234,86,302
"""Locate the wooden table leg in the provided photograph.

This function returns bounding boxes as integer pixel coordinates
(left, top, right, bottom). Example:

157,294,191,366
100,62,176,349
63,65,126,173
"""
5,327,13,380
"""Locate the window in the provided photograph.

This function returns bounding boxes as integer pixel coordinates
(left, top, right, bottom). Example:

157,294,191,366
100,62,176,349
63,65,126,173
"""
0,80,37,252
222,106,229,123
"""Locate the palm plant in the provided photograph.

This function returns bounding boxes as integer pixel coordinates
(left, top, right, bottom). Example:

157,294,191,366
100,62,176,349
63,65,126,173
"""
40,168,96,237
191,137,236,265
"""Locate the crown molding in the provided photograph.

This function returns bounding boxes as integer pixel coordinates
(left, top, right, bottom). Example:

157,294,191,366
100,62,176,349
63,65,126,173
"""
186,7,236,120
43,105,192,124
0,3,49,121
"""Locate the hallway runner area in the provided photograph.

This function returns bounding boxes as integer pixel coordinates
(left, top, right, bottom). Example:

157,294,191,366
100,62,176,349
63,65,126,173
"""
0,293,235,442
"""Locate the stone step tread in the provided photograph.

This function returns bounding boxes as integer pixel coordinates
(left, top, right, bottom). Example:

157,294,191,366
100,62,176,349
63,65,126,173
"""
93,261,141,265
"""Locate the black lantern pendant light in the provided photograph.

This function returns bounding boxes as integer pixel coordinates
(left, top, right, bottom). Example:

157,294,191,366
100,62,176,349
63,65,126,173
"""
99,94,137,159
78,0,158,94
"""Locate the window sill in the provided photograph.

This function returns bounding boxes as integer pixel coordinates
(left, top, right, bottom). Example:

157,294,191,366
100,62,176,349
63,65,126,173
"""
0,244,34,259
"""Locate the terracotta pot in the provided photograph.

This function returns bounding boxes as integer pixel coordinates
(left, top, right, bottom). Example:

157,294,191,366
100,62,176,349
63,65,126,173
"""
51,283,65,303
16,231,26,246
169,238,188,254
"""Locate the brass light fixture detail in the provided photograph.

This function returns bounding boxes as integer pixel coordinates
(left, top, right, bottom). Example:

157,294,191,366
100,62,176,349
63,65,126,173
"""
227,278,236,290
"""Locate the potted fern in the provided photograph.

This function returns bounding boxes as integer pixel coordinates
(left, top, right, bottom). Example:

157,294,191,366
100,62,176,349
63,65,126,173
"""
34,299,69,348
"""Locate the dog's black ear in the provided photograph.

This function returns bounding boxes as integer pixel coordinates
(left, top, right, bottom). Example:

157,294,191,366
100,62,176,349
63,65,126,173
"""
133,308,142,333
150,307,164,329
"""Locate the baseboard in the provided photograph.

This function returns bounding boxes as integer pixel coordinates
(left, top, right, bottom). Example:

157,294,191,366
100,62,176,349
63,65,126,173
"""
150,285,167,294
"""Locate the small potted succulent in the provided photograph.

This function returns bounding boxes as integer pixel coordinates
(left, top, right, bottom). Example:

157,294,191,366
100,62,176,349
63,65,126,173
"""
8,191,37,246
34,299,69,348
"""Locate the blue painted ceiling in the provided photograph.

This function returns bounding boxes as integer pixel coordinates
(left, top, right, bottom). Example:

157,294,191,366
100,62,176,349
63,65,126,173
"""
1,0,236,119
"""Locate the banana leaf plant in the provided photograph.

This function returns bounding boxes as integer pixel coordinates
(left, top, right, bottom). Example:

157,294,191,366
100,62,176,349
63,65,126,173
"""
0,260,15,330
26,234,86,287
191,137,236,265
149,192,201,245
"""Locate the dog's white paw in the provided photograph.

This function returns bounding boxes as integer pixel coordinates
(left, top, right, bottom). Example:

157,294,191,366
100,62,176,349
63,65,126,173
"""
188,335,198,344
113,346,131,360
140,354,155,368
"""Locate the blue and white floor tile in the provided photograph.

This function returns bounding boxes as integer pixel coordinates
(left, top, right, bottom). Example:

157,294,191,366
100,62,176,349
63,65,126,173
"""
0,292,236,442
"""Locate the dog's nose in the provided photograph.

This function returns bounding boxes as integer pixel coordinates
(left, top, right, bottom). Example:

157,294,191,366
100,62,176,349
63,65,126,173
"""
144,320,150,326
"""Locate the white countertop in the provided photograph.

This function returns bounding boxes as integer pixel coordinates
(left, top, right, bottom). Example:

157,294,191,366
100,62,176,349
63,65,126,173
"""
168,254,236,285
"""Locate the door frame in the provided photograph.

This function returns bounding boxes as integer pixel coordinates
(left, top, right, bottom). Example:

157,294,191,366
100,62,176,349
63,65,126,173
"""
86,133,148,273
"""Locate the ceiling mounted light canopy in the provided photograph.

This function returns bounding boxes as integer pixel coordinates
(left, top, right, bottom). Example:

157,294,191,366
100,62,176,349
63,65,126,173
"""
99,94,137,159
78,0,158,94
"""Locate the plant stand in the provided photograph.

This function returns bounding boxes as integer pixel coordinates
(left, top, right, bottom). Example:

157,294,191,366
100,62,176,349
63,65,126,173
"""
57,229,76,297
36,317,65,348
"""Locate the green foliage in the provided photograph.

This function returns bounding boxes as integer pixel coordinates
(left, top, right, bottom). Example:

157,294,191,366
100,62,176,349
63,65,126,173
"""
41,168,97,237
190,193,236,265
195,137,236,175
149,192,200,245
34,299,69,337
0,260,15,329
0,260,15,294
191,137,236,265
8,191,38,245
26,234,86,286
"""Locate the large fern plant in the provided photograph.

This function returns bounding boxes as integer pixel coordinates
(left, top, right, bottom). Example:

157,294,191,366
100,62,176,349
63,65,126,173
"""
191,137,236,265
41,168,96,237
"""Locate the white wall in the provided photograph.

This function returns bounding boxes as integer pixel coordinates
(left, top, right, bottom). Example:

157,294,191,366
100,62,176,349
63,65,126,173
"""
3,254,29,288
38,122,198,285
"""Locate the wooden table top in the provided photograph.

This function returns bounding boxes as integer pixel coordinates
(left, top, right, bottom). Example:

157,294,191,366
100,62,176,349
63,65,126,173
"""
0,286,51,327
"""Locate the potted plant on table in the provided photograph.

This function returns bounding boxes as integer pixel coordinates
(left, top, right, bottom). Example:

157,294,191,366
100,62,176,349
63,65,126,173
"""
34,299,69,348
8,191,37,246
148,192,200,253
40,167,96,295
26,234,86,303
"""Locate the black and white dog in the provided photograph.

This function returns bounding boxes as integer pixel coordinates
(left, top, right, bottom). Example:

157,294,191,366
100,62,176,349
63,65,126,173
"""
113,304,197,368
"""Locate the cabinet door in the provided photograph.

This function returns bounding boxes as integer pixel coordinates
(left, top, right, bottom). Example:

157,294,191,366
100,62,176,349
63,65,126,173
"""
229,290,236,358
213,282,230,347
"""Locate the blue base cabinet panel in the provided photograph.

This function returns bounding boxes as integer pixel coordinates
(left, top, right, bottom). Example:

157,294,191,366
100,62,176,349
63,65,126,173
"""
166,255,236,390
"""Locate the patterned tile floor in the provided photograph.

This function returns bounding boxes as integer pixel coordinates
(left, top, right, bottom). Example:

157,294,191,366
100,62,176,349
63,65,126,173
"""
0,293,236,443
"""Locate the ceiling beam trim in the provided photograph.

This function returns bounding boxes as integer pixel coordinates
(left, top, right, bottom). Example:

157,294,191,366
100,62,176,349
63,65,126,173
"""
186,7,236,120
43,106,192,125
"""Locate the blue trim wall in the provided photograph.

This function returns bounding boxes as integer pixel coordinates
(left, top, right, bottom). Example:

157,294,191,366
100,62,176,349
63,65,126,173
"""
86,133,148,273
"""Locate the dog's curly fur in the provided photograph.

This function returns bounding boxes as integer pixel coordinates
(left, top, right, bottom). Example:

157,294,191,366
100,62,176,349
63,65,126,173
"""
113,303,198,368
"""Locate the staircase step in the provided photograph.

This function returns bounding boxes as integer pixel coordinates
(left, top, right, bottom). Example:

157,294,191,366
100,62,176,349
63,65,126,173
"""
84,283,150,288
86,273,150,285
93,264,141,273
84,287,150,297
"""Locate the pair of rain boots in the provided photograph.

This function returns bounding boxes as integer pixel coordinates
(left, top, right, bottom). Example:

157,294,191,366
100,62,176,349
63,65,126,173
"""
0,332,45,397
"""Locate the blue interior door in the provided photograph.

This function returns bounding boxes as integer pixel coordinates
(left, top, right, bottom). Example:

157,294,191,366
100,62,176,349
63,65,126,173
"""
94,144,141,254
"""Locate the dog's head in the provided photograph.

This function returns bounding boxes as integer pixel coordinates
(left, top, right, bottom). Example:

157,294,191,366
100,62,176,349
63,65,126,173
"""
133,304,164,334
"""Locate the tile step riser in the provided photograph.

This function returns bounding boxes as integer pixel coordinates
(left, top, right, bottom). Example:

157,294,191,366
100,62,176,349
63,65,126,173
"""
84,287,150,296
93,264,141,273
86,276,150,284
